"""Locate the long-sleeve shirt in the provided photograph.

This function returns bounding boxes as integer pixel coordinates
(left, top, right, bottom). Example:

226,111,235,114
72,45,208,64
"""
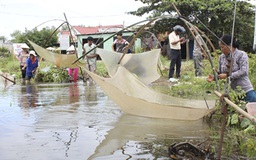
193,35,203,56
17,51,29,66
218,48,253,93
26,58,38,77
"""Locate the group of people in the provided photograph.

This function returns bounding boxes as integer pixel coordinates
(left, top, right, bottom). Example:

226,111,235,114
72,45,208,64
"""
17,29,256,104
76,33,129,83
17,32,129,85
167,24,256,103
16,44,38,83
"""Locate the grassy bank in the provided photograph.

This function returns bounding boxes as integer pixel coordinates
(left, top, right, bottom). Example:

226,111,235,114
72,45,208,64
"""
0,53,108,83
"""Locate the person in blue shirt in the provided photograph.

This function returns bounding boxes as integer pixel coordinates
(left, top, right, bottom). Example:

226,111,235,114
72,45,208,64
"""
22,50,38,82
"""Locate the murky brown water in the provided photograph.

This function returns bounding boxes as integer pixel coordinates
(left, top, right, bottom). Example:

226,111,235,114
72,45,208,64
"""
0,82,211,160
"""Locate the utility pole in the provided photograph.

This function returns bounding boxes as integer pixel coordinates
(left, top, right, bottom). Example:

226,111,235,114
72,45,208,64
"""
253,9,256,51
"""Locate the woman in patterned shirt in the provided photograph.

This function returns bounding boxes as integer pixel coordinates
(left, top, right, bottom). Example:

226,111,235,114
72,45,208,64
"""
207,34,256,102
112,32,130,53
16,44,29,83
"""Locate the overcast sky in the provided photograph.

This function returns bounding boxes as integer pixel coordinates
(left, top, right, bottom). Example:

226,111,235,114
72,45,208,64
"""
0,0,148,39
1,0,256,40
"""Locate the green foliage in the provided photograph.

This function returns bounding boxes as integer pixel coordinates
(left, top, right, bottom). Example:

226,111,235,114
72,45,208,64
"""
241,138,256,157
130,0,255,52
241,118,254,130
0,36,7,42
35,67,69,83
159,53,256,158
163,58,219,99
0,47,10,58
248,53,256,89
209,89,256,158
168,77,216,99
1,52,109,83
135,47,145,53
96,61,108,77
0,55,20,76
33,60,108,83
11,26,58,49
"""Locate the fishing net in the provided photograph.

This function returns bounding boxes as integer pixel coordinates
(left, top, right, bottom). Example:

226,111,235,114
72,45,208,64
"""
0,70,15,89
96,48,160,84
29,40,84,68
84,65,216,120
28,40,215,120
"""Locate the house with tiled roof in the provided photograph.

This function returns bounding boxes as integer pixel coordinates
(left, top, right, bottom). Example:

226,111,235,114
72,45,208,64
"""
57,24,142,56
73,25,124,35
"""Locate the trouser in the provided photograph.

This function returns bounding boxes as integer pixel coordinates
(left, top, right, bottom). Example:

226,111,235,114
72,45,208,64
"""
68,68,79,82
169,49,181,78
245,90,256,102
20,65,26,79
83,62,96,81
193,54,203,76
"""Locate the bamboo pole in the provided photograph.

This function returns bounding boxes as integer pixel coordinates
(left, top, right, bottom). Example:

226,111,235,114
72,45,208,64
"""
214,90,256,124
172,3,220,91
0,74,15,84
72,14,179,64
118,19,155,64
33,57,42,81
215,89,256,159
217,102,228,160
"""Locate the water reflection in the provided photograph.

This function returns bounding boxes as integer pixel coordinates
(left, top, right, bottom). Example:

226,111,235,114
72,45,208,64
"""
0,82,212,160
19,84,38,108
68,83,80,104
88,114,210,160
85,84,97,102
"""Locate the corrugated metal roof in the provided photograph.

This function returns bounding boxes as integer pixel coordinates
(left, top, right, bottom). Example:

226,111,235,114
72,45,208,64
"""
73,25,123,34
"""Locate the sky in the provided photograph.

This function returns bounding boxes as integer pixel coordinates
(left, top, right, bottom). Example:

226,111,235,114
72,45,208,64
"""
1,0,256,40
0,0,148,40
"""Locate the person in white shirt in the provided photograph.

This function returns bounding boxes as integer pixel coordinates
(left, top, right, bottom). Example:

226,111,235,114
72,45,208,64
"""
168,25,186,80
83,36,98,81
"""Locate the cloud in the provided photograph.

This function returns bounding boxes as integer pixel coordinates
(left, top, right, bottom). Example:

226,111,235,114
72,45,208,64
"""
0,0,147,39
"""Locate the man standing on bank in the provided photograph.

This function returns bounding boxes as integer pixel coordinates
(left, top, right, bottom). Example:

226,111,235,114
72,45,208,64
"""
168,25,186,81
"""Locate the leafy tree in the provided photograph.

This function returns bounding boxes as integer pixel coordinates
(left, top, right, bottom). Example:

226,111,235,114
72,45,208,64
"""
0,36,7,43
129,0,256,52
10,26,58,48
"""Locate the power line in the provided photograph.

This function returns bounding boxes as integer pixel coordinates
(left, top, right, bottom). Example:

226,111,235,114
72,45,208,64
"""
0,10,130,19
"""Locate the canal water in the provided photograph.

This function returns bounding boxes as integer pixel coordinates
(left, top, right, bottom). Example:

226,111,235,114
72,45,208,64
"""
0,82,211,160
